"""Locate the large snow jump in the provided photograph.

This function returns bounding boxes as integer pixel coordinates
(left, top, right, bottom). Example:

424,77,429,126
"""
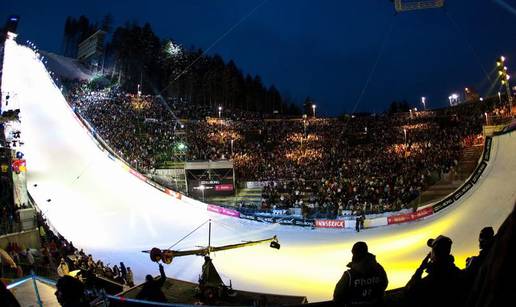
2,38,515,301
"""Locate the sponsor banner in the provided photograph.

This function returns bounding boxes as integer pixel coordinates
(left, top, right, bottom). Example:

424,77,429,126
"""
387,207,433,225
189,179,235,198
483,137,492,161
129,169,147,182
453,181,473,201
470,162,487,184
207,204,240,218
215,184,234,191
433,196,454,213
315,219,345,228
245,181,271,189
433,136,493,214
12,159,28,207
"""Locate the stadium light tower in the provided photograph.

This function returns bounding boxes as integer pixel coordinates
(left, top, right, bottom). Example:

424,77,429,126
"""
497,56,513,116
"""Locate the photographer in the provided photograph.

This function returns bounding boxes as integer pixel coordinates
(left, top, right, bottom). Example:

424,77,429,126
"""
405,235,465,307
333,242,388,306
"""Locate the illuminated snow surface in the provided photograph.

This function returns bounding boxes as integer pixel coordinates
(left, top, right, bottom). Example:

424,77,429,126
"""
2,39,516,302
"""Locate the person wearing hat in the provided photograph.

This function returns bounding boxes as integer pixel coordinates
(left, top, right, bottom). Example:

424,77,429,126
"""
405,235,465,307
333,241,388,306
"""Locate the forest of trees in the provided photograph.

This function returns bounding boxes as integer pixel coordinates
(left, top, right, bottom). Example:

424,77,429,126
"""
62,15,301,115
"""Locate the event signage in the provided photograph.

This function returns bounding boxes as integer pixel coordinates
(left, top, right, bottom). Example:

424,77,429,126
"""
207,204,240,218
453,181,473,201
483,137,492,161
387,207,433,225
215,184,234,191
315,219,345,228
470,162,487,184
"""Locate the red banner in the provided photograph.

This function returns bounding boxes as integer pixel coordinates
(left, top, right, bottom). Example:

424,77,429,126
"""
215,184,234,191
315,219,345,228
129,169,147,182
387,207,433,225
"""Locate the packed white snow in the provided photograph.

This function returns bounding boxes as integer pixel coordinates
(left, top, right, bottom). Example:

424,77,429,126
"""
2,37,515,302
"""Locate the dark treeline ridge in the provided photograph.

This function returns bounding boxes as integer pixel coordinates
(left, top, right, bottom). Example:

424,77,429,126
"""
62,15,301,115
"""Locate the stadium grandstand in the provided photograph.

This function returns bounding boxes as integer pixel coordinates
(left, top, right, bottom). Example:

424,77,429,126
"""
1,2,516,306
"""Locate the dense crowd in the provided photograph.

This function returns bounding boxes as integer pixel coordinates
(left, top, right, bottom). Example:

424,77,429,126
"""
67,82,507,218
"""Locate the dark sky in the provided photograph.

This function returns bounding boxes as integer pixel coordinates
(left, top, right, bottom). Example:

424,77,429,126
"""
2,0,516,115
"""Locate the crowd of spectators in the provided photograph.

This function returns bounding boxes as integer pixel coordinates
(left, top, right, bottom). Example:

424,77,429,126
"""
1,211,134,288
66,81,509,218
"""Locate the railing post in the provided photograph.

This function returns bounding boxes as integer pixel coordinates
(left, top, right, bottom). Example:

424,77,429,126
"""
31,270,44,307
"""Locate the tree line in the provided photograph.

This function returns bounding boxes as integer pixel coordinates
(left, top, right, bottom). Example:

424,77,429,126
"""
62,15,301,115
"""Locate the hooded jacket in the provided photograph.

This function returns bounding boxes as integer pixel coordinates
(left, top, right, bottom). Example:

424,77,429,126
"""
333,253,388,306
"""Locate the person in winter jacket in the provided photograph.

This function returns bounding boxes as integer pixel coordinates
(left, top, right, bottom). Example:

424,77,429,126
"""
405,235,466,307
333,241,388,306
465,226,494,278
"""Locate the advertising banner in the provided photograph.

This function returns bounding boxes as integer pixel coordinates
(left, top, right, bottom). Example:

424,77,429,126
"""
11,159,28,207
207,204,240,218
387,207,433,225
215,184,234,191
188,180,235,198
315,219,345,228
245,181,271,189
483,137,492,161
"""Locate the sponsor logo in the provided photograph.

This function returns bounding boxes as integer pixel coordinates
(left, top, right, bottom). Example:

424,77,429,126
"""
215,184,234,191
453,182,472,200
387,207,433,225
207,204,240,218
483,137,492,161
315,219,345,228
470,162,487,183
433,196,454,213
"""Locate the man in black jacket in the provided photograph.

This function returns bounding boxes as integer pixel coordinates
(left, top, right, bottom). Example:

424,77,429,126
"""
465,226,494,278
136,263,167,302
333,241,388,306
405,235,465,307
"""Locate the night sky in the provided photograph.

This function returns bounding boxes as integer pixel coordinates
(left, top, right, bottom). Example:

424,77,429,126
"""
2,0,516,116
